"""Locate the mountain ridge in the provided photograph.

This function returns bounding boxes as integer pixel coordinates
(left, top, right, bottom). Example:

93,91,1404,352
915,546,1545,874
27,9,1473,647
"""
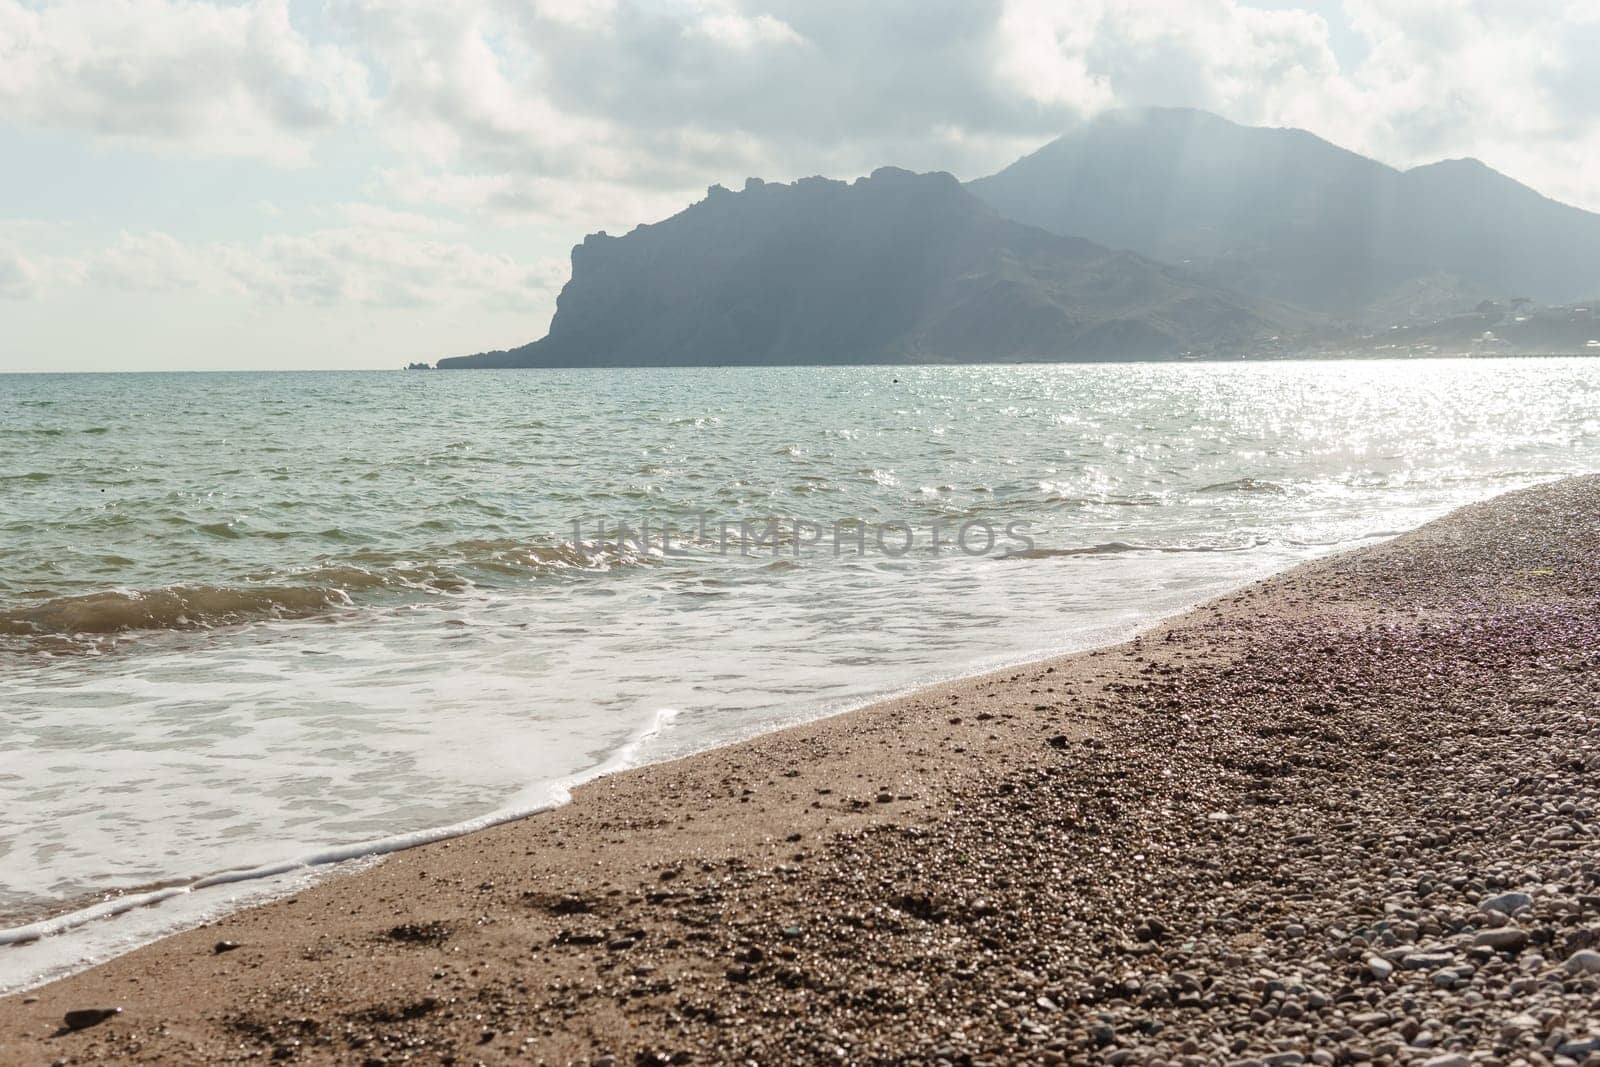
438,108,1600,369
437,165,1306,369
966,107,1600,319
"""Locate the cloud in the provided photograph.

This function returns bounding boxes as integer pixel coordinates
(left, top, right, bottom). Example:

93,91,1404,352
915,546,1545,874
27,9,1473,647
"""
376,167,703,235
8,0,1600,218
1327,1,1600,209
0,0,371,163
5,0,1600,337
87,231,212,292
9,219,562,312
336,201,453,234
315,0,1599,226
229,227,559,310
0,245,43,299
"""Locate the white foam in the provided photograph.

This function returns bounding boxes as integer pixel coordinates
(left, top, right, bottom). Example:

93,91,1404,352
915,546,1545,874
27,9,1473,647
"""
0,705,684,992
7,360,1594,997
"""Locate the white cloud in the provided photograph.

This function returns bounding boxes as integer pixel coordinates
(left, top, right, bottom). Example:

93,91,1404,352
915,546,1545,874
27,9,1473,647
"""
320,0,1600,223
1326,1,1600,208
231,227,557,310
87,230,214,292
377,167,706,235
684,7,805,50
5,0,1600,372
9,0,1600,217
0,0,371,163
336,202,453,234
0,244,43,299
9,221,562,313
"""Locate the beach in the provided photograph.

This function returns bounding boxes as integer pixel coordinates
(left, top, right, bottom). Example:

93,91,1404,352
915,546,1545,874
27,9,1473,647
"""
15,359,1590,944
3,474,1599,1065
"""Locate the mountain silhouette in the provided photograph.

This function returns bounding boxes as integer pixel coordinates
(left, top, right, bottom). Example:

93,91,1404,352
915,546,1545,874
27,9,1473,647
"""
967,107,1600,320
437,167,1303,368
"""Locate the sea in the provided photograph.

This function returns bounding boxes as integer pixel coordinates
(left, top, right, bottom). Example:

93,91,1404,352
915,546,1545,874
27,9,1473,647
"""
3,358,1598,989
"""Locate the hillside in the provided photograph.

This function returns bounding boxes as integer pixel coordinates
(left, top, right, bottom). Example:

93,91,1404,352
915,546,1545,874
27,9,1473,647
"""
967,108,1600,321
436,168,1305,368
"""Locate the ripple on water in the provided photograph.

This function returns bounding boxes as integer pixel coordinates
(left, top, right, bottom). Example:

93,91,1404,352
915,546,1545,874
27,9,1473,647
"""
2,360,1598,970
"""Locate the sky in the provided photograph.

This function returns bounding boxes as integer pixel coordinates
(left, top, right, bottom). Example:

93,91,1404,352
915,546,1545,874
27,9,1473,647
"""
2,0,1598,372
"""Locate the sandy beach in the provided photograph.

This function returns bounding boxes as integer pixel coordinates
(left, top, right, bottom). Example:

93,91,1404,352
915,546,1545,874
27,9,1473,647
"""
3,475,1599,1065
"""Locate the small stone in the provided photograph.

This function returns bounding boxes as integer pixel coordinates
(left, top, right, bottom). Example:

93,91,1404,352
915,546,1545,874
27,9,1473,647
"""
1566,950,1600,974
1423,1056,1470,1067
1476,927,1530,952
1558,1038,1600,1057
1480,891,1534,916
63,1007,121,1031
213,940,240,954
1367,956,1394,981
1401,951,1455,970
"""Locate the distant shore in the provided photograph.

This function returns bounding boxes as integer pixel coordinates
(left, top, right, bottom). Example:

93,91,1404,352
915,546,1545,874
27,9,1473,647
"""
424,350,1600,370
4,476,1600,1064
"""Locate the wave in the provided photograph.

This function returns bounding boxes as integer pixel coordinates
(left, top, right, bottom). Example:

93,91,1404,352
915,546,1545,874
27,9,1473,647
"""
0,584,356,638
1001,539,1268,560
0,536,659,645
1195,478,1288,495
0,706,682,953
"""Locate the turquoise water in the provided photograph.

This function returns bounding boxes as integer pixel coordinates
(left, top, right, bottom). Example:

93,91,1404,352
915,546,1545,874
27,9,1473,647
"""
2,360,1598,977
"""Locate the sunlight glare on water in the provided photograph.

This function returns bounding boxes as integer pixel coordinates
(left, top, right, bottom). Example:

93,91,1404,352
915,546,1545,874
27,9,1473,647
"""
2,358,1597,959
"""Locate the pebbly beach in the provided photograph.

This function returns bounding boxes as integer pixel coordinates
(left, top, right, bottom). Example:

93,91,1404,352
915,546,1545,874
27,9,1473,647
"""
3,475,1600,1066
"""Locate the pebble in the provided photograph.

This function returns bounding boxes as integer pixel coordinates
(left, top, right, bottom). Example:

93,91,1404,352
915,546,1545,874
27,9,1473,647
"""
62,1007,121,1031
1566,949,1600,974
17,479,1600,1067
1475,926,1530,952
1402,951,1456,970
1480,891,1534,915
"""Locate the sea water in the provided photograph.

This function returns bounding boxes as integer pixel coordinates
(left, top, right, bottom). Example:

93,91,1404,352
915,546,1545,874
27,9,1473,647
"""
3,359,1598,986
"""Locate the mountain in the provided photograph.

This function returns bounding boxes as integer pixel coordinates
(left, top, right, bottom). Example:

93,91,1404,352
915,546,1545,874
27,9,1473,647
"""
967,108,1600,321
436,168,1306,369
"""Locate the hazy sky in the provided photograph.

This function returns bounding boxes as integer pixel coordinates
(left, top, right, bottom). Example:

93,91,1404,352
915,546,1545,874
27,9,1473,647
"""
3,0,1598,372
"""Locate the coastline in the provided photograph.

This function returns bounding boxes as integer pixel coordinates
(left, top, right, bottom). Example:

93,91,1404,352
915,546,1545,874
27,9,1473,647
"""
0,570,1249,989
4,475,1600,1064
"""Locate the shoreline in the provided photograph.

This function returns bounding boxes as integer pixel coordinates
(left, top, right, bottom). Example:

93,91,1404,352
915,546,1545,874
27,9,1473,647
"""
8,352,1600,376
0,703,686,962
0,550,1292,985
4,475,1600,1064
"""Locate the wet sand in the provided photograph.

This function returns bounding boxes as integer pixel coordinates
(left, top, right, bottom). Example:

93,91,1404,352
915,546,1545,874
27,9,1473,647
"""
3,475,1599,1065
